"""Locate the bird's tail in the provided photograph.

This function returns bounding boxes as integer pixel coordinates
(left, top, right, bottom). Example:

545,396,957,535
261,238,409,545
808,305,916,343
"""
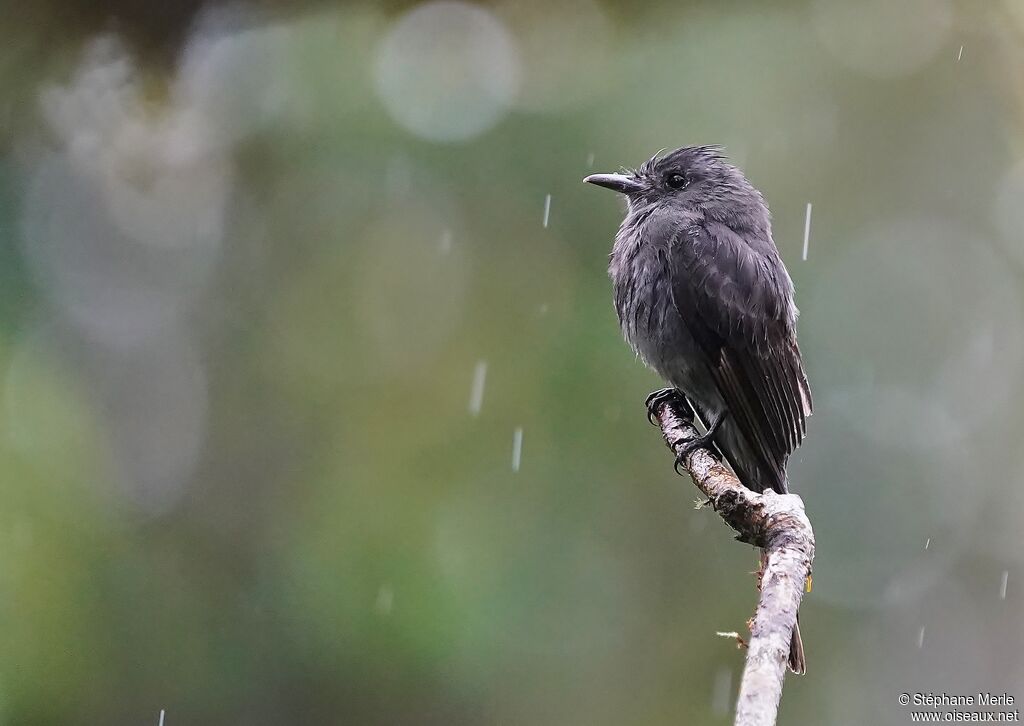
788,618,806,675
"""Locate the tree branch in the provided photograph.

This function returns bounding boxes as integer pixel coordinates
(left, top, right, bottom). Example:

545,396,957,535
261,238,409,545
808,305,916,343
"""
648,392,814,726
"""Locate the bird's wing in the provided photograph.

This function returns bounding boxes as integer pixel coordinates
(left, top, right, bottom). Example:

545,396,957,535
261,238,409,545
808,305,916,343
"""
666,222,812,490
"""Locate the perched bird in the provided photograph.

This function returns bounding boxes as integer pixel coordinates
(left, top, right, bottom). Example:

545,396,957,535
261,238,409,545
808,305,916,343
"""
584,145,812,673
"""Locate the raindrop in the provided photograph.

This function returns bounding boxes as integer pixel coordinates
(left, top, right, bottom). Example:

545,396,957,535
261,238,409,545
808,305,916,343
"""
802,202,812,261
711,667,733,717
439,228,453,254
468,360,487,416
543,194,552,228
538,303,549,316
586,152,595,167
511,427,523,472
925,537,931,550
917,625,926,648
1000,570,1009,600
376,584,394,614
957,44,963,61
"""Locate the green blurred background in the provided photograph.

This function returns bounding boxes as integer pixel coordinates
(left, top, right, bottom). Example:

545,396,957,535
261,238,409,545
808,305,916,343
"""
1,0,1023,723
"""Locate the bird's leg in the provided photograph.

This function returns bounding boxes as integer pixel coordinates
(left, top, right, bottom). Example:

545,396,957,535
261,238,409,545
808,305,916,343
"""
673,410,727,475
645,387,684,425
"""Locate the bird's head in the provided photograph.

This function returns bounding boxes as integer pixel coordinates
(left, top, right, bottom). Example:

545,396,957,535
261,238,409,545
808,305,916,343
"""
584,146,765,223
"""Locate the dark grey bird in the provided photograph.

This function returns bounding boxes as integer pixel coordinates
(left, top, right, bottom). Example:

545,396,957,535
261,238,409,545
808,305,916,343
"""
584,145,812,673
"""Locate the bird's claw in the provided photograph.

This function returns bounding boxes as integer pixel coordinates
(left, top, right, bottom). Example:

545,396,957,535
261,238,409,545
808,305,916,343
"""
645,387,683,425
671,410,727,473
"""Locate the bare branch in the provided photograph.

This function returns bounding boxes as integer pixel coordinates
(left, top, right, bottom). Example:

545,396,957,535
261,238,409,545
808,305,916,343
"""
648,392,815,726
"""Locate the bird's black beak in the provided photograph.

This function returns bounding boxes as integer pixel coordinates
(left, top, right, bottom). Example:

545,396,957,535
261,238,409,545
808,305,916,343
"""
583,173,644,195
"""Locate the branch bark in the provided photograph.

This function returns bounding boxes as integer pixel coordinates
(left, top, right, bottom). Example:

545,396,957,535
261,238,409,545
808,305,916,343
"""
648,392,814,726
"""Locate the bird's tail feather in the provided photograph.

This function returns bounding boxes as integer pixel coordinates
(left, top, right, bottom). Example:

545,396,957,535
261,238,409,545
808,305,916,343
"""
788,618,806,675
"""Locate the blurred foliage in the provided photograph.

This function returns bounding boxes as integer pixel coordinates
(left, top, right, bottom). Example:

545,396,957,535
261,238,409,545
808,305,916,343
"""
0,0,1023,724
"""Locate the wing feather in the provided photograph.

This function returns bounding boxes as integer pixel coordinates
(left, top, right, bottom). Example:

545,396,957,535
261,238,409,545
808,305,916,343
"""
668,222,812,492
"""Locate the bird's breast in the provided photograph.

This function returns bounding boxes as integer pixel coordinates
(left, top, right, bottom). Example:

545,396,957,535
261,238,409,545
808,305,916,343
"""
608,237,698,385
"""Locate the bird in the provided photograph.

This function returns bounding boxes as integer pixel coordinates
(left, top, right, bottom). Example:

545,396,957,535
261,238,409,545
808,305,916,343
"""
584,145,812,673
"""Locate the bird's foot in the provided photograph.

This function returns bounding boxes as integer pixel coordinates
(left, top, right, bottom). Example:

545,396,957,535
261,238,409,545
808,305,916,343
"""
672,410,727,474
645,387,684,425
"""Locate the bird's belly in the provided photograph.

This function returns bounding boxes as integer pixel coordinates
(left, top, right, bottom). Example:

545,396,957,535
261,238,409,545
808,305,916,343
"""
626,312,691,382
615,276,699,389
613,272,722,419
629,314,727,430
610,241,722,409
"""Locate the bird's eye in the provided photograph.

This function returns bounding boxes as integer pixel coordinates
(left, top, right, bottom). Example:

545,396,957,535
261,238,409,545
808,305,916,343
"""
666,173,689,189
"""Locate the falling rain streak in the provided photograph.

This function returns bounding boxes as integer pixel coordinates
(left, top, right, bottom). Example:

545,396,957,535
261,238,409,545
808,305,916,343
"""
925,538,931,550
468,360,487,416
711,668,734,717
543,194,552,228
1000,570,1009,600
159,710,165,726
512,427,523,472
376,584,394,614
586,152,595,168
802,203,812,261
957,45,964,62
917,626,926,649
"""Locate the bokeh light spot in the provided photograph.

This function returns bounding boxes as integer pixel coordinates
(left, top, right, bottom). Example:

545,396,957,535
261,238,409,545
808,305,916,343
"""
373,1,520,142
